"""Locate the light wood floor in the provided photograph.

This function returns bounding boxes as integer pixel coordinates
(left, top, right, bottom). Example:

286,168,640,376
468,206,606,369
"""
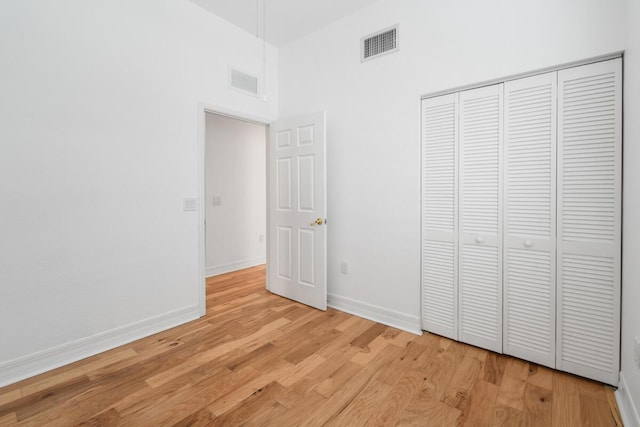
0,265,622,426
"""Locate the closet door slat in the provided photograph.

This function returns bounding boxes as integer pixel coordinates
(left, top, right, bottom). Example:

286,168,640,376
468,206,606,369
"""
503,72,557,368
421,94,458,339
557,58,621,386
458,84,503,353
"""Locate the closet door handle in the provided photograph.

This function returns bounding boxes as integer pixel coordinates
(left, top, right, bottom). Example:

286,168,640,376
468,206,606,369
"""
475,236,484,244
524,240,533,248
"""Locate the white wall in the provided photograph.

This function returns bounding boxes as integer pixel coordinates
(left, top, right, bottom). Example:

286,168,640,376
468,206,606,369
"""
0,0,277,386
205,113,266,276
620,0,640,422
279,0,626,332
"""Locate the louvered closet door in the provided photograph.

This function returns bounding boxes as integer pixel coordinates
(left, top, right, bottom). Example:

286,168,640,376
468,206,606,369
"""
458,84,503,353
557,58,621,386
503,72,557,368
421,94,458,340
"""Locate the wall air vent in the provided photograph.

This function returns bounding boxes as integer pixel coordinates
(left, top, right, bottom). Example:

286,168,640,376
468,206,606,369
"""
361,25,399,62
229,67,259,96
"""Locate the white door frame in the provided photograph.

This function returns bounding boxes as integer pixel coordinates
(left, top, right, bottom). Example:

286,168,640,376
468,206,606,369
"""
197,102,273,316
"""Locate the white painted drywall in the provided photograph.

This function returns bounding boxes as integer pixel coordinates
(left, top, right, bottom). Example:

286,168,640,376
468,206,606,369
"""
205,113,266,276
0,0,277,385
620,0,640,421
278,0,627,330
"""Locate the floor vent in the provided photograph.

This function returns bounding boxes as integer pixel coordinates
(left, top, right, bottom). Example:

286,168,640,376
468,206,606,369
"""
361,25,399,62
230,68,258,96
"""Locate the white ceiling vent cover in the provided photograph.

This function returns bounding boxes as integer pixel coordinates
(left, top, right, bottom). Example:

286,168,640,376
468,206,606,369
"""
361,25,399,62
229,68,259,96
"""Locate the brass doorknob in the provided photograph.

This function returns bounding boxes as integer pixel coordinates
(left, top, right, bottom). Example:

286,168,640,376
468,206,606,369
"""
310,218,324,226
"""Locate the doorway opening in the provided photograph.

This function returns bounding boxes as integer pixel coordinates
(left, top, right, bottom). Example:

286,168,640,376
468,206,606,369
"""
204,112,267,278
197,104,273,316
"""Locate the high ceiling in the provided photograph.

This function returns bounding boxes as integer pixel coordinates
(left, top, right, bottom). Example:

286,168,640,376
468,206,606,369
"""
188,0,379,47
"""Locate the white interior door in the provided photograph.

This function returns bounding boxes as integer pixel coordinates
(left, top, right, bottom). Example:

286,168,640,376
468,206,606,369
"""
557,59,621,385
268,112,327,310
503,72,557,368
458,83,504,353
421,93,459,340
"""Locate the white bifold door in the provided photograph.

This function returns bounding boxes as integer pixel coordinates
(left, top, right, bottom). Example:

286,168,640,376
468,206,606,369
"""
421,58,621,385
421,94,459,340
458,84,504,354
268,112,327,311
556,59,621,385
421,84,504,353
503,72,557,368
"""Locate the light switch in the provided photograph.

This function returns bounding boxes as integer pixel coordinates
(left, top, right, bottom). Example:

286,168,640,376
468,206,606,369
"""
213,196,222,206
183,198,198,211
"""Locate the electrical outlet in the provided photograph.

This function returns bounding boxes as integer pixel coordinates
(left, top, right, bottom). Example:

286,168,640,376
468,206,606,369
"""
635,337,640,370
340,261,349,275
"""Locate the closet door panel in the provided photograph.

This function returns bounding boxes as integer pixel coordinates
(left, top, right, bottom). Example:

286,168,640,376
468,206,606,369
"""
557,58,621,386
458,84,503,353
503,72,557,368
421,94,458,339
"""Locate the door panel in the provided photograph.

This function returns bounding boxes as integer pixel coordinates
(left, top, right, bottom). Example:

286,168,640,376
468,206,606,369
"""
557,59,621,385
458,83,503,353
276,226,292,280
277,158,292,210
421,94,458,339
503,72,557,368
268,112,327,310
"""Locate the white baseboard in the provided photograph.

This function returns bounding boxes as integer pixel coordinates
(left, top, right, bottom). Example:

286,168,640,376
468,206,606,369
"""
206,257,266,278
616,371,640,427
0,304,201,388
328,293,422,335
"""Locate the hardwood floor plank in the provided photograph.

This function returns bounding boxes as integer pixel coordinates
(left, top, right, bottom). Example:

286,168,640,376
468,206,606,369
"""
440,354,484,413
275,353,326,388
207,374,278,417
369,372,423,425
552,371,582,427
496,358,529,411
305,344,404,426
524,382,552,426
483,352,507,386
278,345,361,407
491,404,526,426
145,317,290,388
0,265,622,426
526,363,553,390
317,317,380,359
464,379,499,427
580,394,621,427
375,341,428,386
315,361,364,398
282,329,340,365
208,381,285,426
326,379,392,427
0,413,17,427
171,407,215,427
423,338,465,400
0,391,21,409
74,408,121,426
401,383,463,426
21,348,137,398
350,334,393,366
2,375,93,422
350,323,388,349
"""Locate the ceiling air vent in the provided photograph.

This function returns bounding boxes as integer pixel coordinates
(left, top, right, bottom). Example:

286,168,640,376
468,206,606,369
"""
229,67,259,96
361,25,399,62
